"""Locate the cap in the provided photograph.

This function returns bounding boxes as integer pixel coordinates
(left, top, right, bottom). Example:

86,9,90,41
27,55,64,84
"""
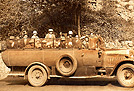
33,30,37,34
91,33,93,35
75,35,78,38
49,29,53,32
10,36,15,40
68,31,73,35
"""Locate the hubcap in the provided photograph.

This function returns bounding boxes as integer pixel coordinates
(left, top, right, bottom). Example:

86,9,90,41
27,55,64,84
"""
31,69,43,83
59,59,73,73
63,61,71,68
121,68,134,86
124,70,133,80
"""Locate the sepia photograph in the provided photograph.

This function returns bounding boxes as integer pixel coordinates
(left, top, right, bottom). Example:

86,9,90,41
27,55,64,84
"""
0,0,134,91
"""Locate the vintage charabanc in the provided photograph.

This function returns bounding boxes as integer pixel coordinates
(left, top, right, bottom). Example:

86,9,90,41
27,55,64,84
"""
0,36,134,87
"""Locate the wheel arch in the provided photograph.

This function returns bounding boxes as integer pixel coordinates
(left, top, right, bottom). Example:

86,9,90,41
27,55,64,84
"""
24,62,50,79
111,60,134,76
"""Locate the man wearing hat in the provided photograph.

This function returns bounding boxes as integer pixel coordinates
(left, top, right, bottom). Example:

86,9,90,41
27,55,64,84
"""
80,35,89,49
31,30,39,39
45,29,55,39
66,31,73,48
67,31,73,38
23,31,28,46
44,29,55,48
29,30,41,48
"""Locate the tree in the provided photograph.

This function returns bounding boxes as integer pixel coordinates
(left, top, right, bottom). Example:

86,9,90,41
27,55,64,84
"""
0,0,85,39
0,0,134,42
81,0,134,41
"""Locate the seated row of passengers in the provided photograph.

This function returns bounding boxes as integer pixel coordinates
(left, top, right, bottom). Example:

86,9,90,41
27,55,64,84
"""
8,29,82,49
29,29,80,48
24,29,104,49
8,28,104,49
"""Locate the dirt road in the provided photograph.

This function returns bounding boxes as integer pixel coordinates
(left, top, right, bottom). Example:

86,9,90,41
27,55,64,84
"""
0,76,134,91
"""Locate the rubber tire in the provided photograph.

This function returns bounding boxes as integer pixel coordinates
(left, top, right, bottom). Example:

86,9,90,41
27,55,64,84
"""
56,55,77,76
117,64,134,87
28,65,48,87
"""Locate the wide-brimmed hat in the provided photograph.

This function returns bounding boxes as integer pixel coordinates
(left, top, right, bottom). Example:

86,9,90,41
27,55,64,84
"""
49,29,53,32
68,31,73,35
75,35,78,38
33,30,37,34
9,36,15,40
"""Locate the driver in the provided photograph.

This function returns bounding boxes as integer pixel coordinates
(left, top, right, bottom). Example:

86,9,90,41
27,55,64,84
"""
80,35,89,49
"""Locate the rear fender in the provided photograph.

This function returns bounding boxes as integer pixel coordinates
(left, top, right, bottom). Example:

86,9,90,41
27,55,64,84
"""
24,62,50,79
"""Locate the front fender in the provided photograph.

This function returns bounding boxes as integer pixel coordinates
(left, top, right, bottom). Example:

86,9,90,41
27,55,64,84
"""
110,59,134,76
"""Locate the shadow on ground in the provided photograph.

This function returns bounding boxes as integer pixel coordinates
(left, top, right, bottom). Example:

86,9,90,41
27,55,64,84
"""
46,78,121,87
1,77,121,87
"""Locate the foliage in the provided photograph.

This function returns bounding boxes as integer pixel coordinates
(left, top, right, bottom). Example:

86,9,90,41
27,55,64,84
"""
81,0,134,42
0,0,134,42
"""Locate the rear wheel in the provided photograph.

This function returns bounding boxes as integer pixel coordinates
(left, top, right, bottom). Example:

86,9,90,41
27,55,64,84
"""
28,65,48,87
117,64,134,87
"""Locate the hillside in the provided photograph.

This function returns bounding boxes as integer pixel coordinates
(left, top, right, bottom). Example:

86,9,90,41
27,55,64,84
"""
81,0,134,41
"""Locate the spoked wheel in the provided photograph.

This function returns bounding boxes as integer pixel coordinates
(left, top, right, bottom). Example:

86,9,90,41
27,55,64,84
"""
117,64,134,87
28,65,48,87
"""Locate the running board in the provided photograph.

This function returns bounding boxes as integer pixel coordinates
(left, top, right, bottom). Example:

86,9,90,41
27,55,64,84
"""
8,73,24,77
50,75,115,79
8,73,115,79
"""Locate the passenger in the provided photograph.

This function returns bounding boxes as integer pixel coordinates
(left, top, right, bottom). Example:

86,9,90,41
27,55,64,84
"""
29,30,39,43
74,35,82,49
23,31,28,45
85,35,90,46
59,32,66,48
31,30,39,39
82,35,89,49
16,36,21,49
67,31,73,48
8,36,19,49
44,29,55,48
45,29,55,39
29,30,41,48
89,33,98,49
68,31,73,38
90,33,96,38
75,35,79,44
9,36,15,48
96,35,105,50
60,32,65,40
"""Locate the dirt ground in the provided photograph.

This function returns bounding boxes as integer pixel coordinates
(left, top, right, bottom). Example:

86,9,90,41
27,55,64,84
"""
0,76,134,91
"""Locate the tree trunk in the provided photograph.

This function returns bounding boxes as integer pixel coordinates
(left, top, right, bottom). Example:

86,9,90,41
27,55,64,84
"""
78,14,81,37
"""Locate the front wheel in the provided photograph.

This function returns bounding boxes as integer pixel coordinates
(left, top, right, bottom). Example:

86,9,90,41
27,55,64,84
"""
117,64,134,87
28,65,48,87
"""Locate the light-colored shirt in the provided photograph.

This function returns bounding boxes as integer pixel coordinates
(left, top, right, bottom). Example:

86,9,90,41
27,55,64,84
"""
45,34,55,39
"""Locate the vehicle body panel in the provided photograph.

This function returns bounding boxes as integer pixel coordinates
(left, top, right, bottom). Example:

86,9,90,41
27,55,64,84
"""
1,38,134,77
